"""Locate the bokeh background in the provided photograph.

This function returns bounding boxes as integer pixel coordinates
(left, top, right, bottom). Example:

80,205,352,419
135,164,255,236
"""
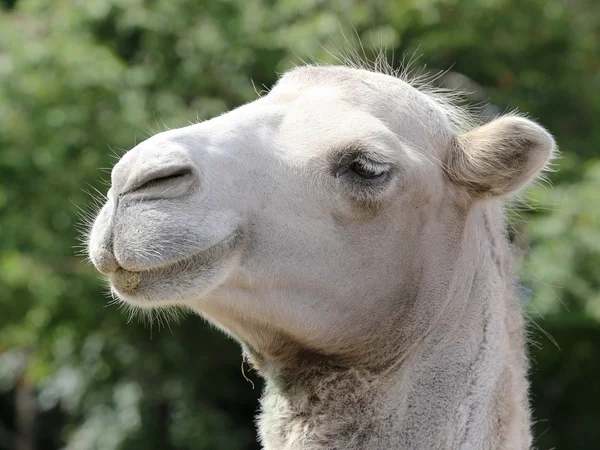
1,0,599,449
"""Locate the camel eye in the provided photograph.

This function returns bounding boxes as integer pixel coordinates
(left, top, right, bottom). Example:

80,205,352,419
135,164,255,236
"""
349,160,387,180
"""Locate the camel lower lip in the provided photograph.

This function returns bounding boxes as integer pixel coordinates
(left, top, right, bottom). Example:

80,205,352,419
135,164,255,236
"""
113,269,143,292
110,230,242,293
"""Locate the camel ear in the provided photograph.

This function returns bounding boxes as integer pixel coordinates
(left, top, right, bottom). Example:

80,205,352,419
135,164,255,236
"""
447,116,556,198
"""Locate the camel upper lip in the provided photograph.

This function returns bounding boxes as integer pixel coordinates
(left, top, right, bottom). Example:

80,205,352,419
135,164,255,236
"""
115,230,243,276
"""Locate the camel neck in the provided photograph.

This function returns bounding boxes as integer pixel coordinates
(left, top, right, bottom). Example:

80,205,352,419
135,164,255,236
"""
254,204,531,449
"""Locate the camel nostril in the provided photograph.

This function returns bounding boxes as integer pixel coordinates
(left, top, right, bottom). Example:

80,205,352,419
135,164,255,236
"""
125,165,195,195
93,247,121,275
134,168,193,192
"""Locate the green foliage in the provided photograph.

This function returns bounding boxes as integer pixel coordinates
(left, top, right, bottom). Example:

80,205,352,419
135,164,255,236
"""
525,162,600,319
0,0,598,448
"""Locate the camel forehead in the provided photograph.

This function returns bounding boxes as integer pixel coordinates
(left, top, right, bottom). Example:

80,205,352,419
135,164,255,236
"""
275,65,406,92
272,65,427,110
269,65,456,157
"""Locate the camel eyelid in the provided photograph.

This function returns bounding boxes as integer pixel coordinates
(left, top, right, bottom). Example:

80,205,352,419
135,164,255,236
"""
329,143,390,177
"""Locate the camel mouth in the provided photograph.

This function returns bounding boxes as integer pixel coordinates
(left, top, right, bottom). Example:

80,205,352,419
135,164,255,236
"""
109,230,243,297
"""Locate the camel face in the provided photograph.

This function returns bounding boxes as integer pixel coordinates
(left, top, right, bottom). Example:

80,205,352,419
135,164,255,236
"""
88,65,553,357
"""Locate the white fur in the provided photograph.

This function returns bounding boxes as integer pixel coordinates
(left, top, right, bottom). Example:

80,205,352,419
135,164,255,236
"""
88,64,555,449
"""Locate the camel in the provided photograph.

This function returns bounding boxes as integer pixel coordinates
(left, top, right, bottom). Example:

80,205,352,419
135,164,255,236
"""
87,64,556,449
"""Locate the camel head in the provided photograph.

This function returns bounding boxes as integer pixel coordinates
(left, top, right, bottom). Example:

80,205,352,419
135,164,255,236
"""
88,65,554,366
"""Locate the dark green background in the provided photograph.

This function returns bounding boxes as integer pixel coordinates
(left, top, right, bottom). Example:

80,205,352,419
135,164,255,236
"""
1,1,598,449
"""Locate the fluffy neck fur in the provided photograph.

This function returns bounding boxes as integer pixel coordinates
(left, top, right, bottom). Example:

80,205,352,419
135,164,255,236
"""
247,201,531,450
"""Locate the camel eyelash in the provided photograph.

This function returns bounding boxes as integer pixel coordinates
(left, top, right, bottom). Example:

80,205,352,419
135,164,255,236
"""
331,145,391,177
346,159,389,180
332,154,394,191
326,151,399,205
